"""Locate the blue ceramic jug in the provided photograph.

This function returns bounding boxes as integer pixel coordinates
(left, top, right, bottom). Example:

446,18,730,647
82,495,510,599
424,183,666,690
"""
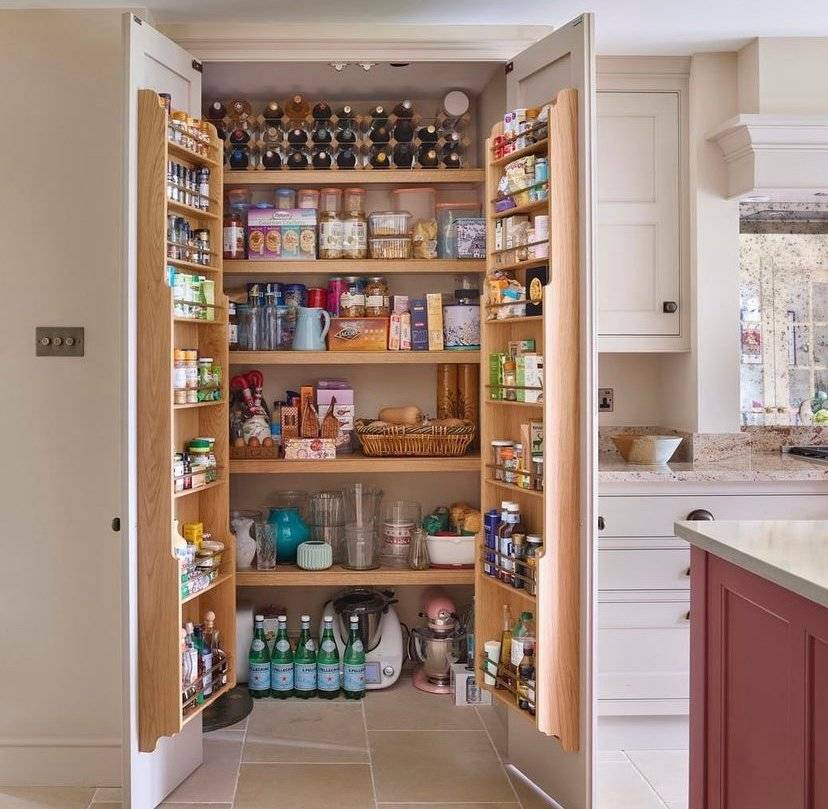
267,507,310,564
292,306,331,351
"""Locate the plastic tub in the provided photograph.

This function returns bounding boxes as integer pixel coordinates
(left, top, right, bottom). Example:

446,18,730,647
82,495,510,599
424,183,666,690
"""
436,202,481,258
426,532,475,568
368,210,414,236
297,189,320,209
391,187,436,222
369,236,412,259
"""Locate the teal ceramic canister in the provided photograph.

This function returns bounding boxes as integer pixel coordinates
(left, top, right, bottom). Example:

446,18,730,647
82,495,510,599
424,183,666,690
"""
267,507,310,564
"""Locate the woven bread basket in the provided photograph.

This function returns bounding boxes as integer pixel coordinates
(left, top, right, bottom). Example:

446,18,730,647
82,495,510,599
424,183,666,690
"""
354,419,475,457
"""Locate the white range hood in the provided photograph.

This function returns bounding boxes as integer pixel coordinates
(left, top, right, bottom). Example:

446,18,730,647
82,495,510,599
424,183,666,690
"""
708,115,828,200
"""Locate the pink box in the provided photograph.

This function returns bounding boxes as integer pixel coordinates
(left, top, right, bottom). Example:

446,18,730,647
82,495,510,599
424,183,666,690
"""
283,438,335,460
316,388,353,407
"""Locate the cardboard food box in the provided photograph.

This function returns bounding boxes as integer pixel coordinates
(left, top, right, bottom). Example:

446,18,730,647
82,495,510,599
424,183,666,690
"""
400,312,412,350
516,353,544,403
410,298,428,351
426,293,445,351
327,317,389,351
317,403,355,432
456,217,486,259
282,438,336,460
247,208,317,261
450,663,492,707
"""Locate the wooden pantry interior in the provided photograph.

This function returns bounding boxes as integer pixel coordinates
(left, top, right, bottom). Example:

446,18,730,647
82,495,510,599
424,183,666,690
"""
135,29,593,787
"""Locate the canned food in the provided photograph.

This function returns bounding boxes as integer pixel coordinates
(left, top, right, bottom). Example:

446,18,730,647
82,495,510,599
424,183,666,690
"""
327,277,347,316
282,283,307,308
307,287,327,308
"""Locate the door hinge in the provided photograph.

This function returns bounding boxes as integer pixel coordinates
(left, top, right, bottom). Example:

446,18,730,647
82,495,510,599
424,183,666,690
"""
192,59,203,73
504,61,514,75
133,14,143,24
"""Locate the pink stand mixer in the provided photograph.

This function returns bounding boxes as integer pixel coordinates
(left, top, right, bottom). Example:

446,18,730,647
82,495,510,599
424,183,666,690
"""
410,588,466,694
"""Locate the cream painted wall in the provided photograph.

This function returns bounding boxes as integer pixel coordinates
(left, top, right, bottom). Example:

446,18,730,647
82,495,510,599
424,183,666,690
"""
0,10,125,786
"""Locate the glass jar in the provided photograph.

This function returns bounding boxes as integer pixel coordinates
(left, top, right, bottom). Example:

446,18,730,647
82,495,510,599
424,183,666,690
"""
173,349,187,404
318,187,343,259
341,187,367,259
364,276,390,316
236,304,259,351
297,189,319,209
275,187,296,209
490,440,514,481
339,276,366,318
223,210,246,260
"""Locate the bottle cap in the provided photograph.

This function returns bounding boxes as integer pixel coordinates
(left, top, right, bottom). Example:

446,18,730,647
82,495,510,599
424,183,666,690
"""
278,614,287,622
350,615,359,624
324,614,333,622
301,614,310,622
255,614,264,621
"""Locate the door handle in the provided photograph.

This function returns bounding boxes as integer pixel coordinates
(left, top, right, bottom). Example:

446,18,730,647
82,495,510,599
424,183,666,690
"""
687,509,714,521
663,301,678,313
598,516,605,531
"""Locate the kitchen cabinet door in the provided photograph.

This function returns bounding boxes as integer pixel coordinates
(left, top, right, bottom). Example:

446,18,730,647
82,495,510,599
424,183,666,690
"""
596,91,681,341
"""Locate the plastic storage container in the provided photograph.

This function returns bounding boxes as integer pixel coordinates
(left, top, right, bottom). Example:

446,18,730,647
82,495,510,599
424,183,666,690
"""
368,211,414,237
426,532,476,568
369,237,412,259
391,187,436,222
436,202,481,258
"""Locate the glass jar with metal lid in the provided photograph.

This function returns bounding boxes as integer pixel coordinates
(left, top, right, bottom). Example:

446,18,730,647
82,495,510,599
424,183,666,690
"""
364,276,390,316
339,276,366,318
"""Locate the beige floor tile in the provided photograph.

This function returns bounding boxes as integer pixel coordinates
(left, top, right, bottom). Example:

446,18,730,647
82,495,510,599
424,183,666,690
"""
235,762,374,809
88,804,119,809
369,730,513,804
91,788,121,803
160,804,231,809
164,737,242,804
378,804,519,808
596,760,668,809
0,789,95,809
476,703,509,757
365,676,482,731
626,750,688,807
243,701,368,763
506,768,556,809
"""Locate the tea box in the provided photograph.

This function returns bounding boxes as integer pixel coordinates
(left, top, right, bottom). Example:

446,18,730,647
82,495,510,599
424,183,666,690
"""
426,293,444,351
410,298,428,351
516,354,543,403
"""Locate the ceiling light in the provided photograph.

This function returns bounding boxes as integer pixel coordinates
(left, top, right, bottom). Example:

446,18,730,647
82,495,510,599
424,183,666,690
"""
329,62,348,72
358,62,376,72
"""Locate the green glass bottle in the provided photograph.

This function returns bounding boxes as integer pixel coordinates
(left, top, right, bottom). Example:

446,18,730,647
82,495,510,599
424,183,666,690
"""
342,614,366,700
248,614,271,699
270,614,294,698
317,614,341,699
293,614,317,698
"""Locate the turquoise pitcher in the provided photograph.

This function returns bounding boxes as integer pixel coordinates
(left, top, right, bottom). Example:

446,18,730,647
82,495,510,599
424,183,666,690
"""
267,507,310,564
292,306,331,351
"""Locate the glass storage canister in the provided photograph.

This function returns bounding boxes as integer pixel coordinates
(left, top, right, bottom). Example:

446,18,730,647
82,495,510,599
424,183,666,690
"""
297,188,320,209
275,187,296,209
381,500,421,569
490,440,514,481
341,187,367,259
236,303,259,351
364,276,390,317
532,454,544,490
339,276,366,318
318,187,343,259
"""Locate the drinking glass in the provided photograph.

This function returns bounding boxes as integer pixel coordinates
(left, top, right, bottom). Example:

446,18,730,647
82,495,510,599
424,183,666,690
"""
253,521,276,570
381,500,421,569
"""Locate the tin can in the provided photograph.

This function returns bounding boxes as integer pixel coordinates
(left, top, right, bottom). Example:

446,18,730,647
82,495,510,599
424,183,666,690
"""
307,287,327,308
282,283,307,308
246,283,264,307
327,277,347,316
483,509,500,578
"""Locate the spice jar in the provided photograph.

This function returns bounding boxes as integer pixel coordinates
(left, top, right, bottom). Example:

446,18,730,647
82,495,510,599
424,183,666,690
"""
341,187,367,259
490,439,514,481
364,276,390,316
318,187,343,259
173,349,187,404
297,188,320,209
524,534,543,595
339,276,366,318
532,454,544,491
223,209,246,260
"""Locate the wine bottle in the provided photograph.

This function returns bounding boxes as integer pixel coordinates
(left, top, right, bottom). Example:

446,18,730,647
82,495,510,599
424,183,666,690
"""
312,148,332,169
369,147,390,169
368,122,390,144
205,100,226,121
261,148,282,170
229,98,251,121
284,94,310,121
417,124,438,143
287,149,309,170
287,126,308,146
441,131,463,154
392,141,415,168
443,152,462,169
261,125,282,145
312,100,333,121
336,146,357,169
392,119,414,143
228,123,251,145
369,104,388,121
311,123,333,144
392,99,415,119
334,120,357,144
262,100,284,124
336,104,355,120
417,145,439,168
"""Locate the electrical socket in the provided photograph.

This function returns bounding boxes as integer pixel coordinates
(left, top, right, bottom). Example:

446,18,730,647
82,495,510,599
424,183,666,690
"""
598,387,614,412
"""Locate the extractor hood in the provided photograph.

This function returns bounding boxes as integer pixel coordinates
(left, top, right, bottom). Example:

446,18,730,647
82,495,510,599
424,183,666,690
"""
708,115,828,201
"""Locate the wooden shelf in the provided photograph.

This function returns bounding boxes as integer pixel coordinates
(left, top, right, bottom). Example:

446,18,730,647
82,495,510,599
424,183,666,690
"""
181,571,234,604
485,315,543,325
490,256,549,274
173,478,227,499
484,399,543,409
480,572,537,603
167,139,222,170
224,259,486,276
230,350,479,365
167,256,221,274
231,452,481,475
173,317,225,326
492,199,548,220
236,565,475,587
483,478,544,499
181,679,234,727
168,199,220,221
174,399,223,410
491,138,549,167
224,168,485,186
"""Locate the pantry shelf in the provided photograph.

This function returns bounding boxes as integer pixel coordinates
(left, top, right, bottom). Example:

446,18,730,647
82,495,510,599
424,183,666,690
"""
181,571,234,604
181,679,234,727
224,168,486,186
491,138,549,167
174,399,224,410
484,399,544,409
230,452,481,475
485,315,544,325
229,350,480,365
492,199,548,220
168,199,220,221
167,140,222,170
167,257,221,274
483,477,544,499
224,259,486,276
235,565,475,587
173,478,227,499
480,572,537,603
491,256,549,274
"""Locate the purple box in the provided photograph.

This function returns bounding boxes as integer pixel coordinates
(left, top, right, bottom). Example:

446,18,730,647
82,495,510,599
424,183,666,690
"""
410,298,428,351
247,208,317,261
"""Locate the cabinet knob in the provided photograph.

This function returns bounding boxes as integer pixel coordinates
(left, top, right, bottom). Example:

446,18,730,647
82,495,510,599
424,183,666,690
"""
663,301,678,314
687,509,714,521
598,516,605,530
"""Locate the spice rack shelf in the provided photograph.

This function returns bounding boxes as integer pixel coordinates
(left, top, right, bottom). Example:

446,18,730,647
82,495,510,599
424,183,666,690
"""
230,452,481,475
236,565,474,587
229,350,480,366
224,168,485,186
476,89,580,750
224,259,486,276
137,90,235,754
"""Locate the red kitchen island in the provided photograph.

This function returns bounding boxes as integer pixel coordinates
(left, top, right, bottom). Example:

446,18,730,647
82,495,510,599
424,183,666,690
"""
674,519,828,809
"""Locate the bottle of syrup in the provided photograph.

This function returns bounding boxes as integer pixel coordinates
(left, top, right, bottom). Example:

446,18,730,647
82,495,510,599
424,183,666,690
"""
312,100,333,121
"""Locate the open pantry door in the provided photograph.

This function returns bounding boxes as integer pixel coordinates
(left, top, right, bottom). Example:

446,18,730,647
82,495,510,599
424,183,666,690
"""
123,13,209,809
485,14,597,809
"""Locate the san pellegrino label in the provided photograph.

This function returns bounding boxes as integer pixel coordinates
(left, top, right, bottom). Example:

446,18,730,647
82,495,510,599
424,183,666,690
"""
343,616,366,697
317,617,340,692
270,616,294,693
249,662,270,690
294,616,317,694
248,615,271,695
343,663,365,692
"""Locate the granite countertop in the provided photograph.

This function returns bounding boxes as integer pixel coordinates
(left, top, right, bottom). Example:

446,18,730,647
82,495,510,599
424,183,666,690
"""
674,520,828,607
598,451,828,483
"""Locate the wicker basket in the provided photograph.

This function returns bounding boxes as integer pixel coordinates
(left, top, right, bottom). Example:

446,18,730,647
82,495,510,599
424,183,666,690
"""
354,419,476,457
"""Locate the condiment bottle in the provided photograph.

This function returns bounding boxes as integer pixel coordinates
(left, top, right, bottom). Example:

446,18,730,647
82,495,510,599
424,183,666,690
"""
223,210,246,260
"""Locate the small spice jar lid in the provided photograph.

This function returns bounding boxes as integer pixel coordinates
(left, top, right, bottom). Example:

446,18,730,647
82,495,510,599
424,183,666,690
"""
490,439,514,447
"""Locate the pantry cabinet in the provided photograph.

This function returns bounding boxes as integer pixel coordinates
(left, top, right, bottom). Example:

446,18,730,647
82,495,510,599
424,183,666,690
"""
596,60,690,352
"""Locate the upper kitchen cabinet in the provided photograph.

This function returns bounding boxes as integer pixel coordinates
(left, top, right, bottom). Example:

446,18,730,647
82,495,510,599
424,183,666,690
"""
596,59,690,352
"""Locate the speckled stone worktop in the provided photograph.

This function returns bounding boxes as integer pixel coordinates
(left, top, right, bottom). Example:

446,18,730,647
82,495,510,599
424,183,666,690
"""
599,451,828,483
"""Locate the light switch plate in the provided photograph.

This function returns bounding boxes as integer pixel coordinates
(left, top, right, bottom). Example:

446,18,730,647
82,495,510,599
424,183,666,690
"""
36,326,84,357
598,387,614,412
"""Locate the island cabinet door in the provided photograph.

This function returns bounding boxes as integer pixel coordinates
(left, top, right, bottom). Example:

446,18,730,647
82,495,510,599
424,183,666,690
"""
690,547,828,809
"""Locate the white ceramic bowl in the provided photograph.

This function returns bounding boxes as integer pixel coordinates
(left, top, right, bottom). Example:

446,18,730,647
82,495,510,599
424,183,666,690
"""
426,534,476,568
611,434,682,465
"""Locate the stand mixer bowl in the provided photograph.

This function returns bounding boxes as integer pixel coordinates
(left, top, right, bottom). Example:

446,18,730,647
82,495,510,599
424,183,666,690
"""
410,626,465,685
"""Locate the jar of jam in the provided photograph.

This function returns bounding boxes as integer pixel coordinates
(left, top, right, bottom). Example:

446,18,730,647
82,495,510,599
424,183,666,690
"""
364,276,390,316
339,276,366,318
223,210,246,259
